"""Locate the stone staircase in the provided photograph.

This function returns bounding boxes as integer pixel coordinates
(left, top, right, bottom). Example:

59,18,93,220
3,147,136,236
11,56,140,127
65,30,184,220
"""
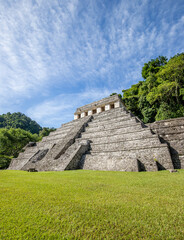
76,107,173,171
9,116,91,171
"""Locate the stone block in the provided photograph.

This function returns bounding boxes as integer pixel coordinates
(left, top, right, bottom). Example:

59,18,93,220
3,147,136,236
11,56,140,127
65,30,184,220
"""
88,110,92,115
114,101,120,108
97,107,102,113
105,104,110,111
81,112,85,118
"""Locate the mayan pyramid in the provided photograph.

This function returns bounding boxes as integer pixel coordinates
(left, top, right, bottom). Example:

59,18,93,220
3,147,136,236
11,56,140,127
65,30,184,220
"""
9,95,174,171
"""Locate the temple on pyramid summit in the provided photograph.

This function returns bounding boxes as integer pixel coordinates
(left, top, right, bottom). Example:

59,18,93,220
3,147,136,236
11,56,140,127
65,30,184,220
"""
9,94,184,172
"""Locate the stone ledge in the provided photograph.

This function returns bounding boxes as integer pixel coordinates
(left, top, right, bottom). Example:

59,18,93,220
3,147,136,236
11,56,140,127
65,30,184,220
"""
89,144,169,154
79,130,155,142
92,109,130,120
83,122,143,133
88,115,134,126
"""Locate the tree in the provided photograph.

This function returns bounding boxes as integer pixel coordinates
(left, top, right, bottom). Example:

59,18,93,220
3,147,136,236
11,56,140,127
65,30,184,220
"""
39,127,56,138
0,128,39,157
122,53,184,123
0,128,40,169
142,56,167,79
156,53,184,104
0,112,42,134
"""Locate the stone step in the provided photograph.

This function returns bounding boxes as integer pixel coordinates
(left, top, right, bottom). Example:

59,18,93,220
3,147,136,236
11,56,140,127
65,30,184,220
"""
92,107,128,118
38,140,62,149
81,124,144,138
18,152,36,158
59,123,78,130
80,154,140,171
21,146,38,153
87,144,171,159
158,132,184,141
78,129,153,143
81,155,157,171
149,118,184,128
82,122,144,137
167,139,184,148
62,115,91,127
61,118,83,127
21,146,40,154
45,124,90,143
87,145,168,156
81,144,172,171
16,147,39,158
59,116,93,131
90,137,161,152
170,149,184,156
42,133,66,142
87,117,138,130
151,125,184,133
36,141,56,149
49,127,72,136
92,108,130,121
90,113,133,124
49,125,78,137
91,114,133,124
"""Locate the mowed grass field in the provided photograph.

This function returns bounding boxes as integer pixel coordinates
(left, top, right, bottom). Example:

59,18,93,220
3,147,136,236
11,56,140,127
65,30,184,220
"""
0,170,184,240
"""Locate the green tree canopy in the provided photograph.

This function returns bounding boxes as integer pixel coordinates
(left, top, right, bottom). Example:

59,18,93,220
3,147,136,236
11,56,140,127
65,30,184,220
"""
122,53,184,123
141,56,168,79
0,128,40,169
0,112,42,134
39,127,56,138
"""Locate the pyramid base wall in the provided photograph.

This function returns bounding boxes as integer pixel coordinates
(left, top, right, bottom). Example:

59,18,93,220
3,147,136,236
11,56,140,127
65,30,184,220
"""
149,117,184,169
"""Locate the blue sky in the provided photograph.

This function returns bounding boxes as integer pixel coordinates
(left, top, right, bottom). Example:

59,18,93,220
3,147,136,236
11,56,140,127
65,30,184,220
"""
0,0,184,128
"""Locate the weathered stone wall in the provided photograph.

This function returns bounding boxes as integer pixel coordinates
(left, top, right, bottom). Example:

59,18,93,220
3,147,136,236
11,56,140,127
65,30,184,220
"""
79,107,173,171
148,117,184,169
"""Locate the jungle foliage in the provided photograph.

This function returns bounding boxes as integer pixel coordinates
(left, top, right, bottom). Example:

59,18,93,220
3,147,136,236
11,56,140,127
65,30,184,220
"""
0,113,56,169
122,53,184,123
0,112,42,134
0,126,56,169
0,128,40,169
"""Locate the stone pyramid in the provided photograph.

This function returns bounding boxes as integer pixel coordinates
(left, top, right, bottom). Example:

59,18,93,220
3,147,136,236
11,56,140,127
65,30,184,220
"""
9,95,174,171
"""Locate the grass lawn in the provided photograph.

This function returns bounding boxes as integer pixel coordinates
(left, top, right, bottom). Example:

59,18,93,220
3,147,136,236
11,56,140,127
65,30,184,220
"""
0,170,184,240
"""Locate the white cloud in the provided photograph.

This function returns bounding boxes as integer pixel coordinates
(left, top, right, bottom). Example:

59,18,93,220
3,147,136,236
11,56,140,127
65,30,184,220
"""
0,0,184,125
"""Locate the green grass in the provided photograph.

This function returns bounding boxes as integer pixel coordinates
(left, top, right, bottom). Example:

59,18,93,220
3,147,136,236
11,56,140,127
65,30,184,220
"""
0,170,184,240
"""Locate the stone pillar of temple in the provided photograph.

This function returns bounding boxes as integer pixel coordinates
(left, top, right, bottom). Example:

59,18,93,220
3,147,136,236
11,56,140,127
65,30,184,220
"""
88,110,92,115
105,104,110,111
81,112,85,118
74,115,78,120
97,107,102,114
114,101,121,108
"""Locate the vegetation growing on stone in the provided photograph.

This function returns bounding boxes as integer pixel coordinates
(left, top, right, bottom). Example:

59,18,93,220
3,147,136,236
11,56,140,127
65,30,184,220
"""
122,53,184,123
